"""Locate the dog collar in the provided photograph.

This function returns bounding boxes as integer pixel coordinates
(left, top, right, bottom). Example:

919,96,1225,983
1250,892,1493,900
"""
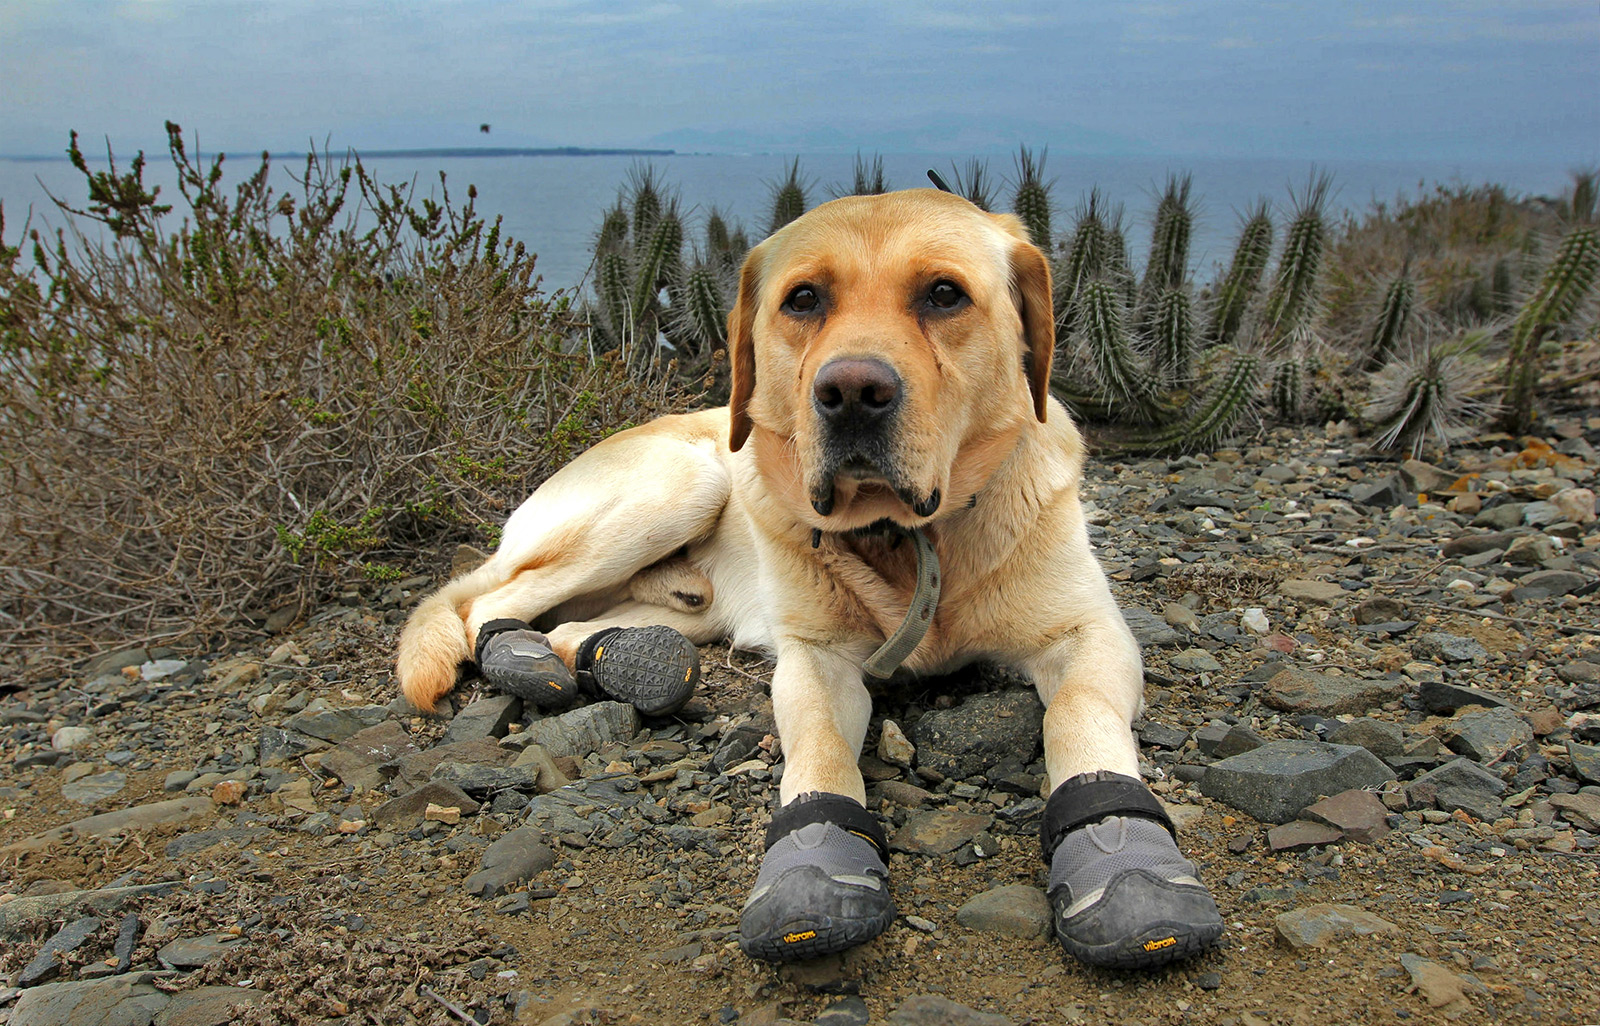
861,527,941,679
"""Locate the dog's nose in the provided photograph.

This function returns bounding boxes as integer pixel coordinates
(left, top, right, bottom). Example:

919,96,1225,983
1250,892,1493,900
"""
812,358,901,426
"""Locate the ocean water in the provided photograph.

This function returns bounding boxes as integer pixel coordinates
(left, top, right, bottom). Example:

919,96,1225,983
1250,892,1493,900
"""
0,150,1574,294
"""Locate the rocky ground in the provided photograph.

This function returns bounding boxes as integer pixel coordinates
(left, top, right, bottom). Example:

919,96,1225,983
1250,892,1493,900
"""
3,416,1600,1026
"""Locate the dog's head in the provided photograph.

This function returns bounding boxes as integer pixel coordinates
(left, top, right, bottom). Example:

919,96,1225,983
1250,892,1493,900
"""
728,189,1054,532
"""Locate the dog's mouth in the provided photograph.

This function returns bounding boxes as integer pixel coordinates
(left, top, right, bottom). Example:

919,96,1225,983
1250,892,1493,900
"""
809,458,942,523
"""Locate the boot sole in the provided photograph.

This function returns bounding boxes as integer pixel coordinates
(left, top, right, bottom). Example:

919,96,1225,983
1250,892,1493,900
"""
588,625,700,717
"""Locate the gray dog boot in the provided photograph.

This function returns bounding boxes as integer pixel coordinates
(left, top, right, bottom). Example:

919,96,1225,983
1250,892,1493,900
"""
739,791,896,961
1042,771,1223,969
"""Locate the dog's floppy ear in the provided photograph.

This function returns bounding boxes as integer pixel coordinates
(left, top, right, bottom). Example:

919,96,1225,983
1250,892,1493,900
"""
1011,239,1055,422
727,246,764,451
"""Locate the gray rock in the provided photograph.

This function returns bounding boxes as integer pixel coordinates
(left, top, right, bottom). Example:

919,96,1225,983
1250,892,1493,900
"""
1441,530,1522,558
1261,667,1406,717
371,780,481,829
258,726,327,766
1267,819,1343,851
318,720,419,792
954,884,1052,940
0,883,177,943
157,934,242,969
1399,953,1478,1015
19,915,101,986
1303,788,1392,843
281,703,389,743
710,720,769,772
155,986,267,1025
909,690,1043,780
7,973,168,1026
463,827,556,897
163,771,199,793
1121,606,1184,648
814,996,871,1026
1503,534,1561,566
1170,648,1223,673
1567,741,1600,785
1406,758,1507,818
1510,569,1589,602
891,810,995,854
2,798,214,856
1275,904,1398,949
1278,579,1346,605
433,761,545,795
877,719,915,768
440,695,523,746
1198,741,1393,823
113,913,139,972
1327,718,1406,759
385,738,512,791
51,726,94,751
1412,633,1488,663
62,771,127,804
1139,722,1189,750
1193,723,1233,756
1416,679,1512,714
1355,597,1406,625
1212,724,1267,759
1443,707,1533,763
1559,660,1600,686
1473,502,1529,530
516,701,638,760
888,994,1013,1026
83,647,151,677
1548,792,1600,830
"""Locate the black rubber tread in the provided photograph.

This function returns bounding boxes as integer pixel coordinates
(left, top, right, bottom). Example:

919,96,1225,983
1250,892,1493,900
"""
586,625,700,717
1051,870,1224,970
738,872,896,962
483,663,580,711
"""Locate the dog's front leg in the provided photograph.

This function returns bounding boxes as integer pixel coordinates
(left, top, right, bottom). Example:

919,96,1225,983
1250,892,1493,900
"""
1024,619,1224,969
739,638,895,962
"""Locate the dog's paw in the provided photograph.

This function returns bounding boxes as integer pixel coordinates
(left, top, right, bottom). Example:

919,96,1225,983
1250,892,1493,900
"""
1045,803,1222,969
738,793,895,962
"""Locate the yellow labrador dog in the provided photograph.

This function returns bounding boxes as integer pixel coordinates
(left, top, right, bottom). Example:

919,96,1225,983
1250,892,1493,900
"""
397,188,1221,968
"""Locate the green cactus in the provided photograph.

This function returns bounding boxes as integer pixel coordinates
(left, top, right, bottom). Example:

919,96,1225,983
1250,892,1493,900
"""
595,248,632,347
1500,224,1600,431
1362,265,1415,371
1206,201,1273,348
1150,287,1195,386
1261,173,1331,350
950,158,996,212
1011,146,1053,250
1057,192,1125,332
1155,350,1262,452
768,158,808,235
1075,277,1154,410
843,152,888,196
627,163,664,247
1371,332,1492,457
630,200,682,329
597,199,629,254
1271,356,1303,421
1142,174,1193,301
1568,169,1597,223
672,262,727,355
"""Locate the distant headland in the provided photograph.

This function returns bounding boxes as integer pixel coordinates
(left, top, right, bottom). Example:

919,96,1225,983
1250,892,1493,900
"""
1,146,677,162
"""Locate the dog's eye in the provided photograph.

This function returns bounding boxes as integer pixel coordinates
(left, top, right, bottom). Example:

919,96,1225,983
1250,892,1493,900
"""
783,286,821,314
928,280,967,310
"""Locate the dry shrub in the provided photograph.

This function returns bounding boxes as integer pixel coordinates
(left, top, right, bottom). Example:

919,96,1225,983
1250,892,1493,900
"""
0,123,690,673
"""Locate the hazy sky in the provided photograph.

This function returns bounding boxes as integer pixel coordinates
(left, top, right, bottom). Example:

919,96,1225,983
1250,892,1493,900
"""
2,0,1596,163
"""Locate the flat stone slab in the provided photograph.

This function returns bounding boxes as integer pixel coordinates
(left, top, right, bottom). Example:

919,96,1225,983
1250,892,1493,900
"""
1303,788,1392,843
281,703,390,743
1413,633,1489,663
157,934,243,969
891,810,995,854
440,694,523,746
1198,741,1393,824
954,884,1052,941
1568,741,1600,785
1268,819,1344,851
1326,718,1406,759
463,826,556,897
1416,680,1513,715
1261,667,1405,717
372,780,480,829
1442,707,1533,763
0,883,178,942
319,720,419,792
888,994,1014,1026
1547,792,1600,831
1275,903,1399,949
909,690,1043,780
61,770,128,805
18,915,101,985
8,974,264,1026
2,798,214,855
1405,758,1507,819
385,738,511,791
515,701,638,760
1121,606,1184,648
1278,579,1346,605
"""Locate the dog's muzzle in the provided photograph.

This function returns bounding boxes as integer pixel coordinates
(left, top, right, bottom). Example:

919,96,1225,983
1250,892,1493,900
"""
810,357,915,516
